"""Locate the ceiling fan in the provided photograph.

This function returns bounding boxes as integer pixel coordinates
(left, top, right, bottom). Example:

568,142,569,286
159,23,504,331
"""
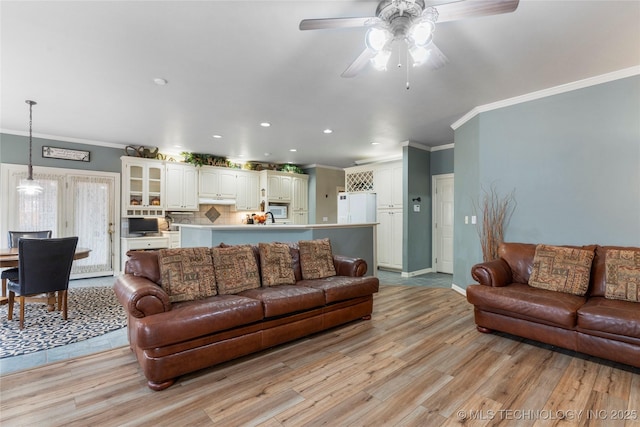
299,0,520,78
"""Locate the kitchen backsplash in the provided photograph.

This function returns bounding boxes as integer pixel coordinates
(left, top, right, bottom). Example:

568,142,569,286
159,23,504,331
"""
165,205,251,227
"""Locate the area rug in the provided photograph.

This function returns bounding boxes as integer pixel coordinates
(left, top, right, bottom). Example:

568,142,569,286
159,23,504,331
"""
0,287,127,358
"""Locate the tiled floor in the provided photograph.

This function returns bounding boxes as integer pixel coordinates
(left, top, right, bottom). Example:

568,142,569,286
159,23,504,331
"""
0,276,129,376
0,269,452,375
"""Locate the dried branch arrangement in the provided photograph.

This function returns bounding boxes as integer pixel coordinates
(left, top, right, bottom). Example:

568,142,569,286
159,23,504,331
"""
474,185,516,261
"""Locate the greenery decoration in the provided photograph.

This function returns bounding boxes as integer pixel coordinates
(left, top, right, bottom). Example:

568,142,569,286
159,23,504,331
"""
180,151,306,174
280,164,304,174
181,152,232,168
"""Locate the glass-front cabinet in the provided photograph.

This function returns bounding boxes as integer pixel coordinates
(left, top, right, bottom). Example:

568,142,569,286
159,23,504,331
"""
122,157,165,217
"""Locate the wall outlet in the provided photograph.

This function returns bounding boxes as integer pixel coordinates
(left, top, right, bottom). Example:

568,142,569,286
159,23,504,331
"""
465,216,469,224
322,217,328,222
413,204,420,212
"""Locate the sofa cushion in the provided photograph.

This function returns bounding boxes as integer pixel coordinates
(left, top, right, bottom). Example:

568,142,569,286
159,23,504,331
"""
259,242,296,286
125,250,162,284
466,283,587,328
298,275,379,304
239,285,325,317
136,295,264,348
604,248,640,302
157,247,217,302
211,244,261,294
528,244,595,296
298,238,336,280
577,297,640,340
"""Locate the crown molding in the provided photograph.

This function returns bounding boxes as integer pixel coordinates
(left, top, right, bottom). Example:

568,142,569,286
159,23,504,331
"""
450,66,640,130
430,143,454,152
1,129,128,150
302,164,344,171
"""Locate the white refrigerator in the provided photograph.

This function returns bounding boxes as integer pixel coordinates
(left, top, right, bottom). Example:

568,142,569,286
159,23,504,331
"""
337,192,377,224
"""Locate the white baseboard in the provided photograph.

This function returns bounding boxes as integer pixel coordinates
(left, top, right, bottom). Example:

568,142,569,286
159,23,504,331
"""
451,283,467,296
401,268,433,278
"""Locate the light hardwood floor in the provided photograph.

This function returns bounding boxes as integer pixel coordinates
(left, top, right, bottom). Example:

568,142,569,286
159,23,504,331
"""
1,285,639,426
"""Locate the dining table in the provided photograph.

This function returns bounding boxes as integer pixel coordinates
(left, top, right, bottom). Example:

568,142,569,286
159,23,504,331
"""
0,247,91,306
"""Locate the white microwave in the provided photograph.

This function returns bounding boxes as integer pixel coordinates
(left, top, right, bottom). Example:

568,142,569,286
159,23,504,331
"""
269,205,288,219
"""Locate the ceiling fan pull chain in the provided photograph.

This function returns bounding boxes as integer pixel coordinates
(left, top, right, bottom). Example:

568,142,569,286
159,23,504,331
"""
406,48,410,90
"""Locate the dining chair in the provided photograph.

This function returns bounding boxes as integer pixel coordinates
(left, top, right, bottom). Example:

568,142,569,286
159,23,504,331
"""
1,230,53,299
7,237,78,329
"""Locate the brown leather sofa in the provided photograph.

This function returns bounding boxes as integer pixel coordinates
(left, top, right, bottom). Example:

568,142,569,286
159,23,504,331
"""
466,242,639,368
114,243,379,391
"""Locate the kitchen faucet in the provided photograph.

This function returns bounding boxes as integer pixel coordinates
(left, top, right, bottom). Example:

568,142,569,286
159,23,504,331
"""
264,211,275,224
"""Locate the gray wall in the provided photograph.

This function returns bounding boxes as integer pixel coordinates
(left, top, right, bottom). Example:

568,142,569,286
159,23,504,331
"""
405,145,432,273
430,147,454,176
453,75,640,289
0,133,123,173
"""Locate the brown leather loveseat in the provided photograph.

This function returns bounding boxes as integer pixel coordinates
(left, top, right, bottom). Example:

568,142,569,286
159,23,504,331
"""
114,239,379,390
466,242,639,368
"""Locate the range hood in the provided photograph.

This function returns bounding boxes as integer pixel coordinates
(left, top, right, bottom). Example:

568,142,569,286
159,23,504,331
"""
198,198,236,206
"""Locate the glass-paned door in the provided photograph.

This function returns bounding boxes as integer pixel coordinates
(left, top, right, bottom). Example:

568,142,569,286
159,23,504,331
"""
6,170,64,238
67,174,116,277
1,164,120,278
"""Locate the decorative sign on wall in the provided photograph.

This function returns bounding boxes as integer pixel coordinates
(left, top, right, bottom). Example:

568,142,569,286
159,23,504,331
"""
42,146,90,162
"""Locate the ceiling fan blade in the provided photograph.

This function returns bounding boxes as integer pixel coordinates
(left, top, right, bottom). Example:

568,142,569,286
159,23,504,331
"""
341,48,377,78
423,43,449,70
299,17,378,31
435,0,520,23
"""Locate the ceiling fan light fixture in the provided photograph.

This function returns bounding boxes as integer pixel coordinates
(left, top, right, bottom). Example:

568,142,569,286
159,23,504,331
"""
408,20,434,46
409,45,431,66
370,49,392,70
365,27,391,51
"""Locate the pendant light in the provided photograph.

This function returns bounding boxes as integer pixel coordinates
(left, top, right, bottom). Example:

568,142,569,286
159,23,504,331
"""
17,100,43,195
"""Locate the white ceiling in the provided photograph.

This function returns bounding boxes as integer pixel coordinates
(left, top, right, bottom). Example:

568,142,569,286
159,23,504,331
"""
1,1,639,169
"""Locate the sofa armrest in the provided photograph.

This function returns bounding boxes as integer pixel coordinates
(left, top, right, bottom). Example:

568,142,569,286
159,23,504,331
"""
333,255,368,277
471,259,513,287
114,274,172,318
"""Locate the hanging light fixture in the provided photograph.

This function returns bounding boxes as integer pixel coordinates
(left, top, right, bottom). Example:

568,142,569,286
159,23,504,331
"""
364,3,439,72
17,100,43,195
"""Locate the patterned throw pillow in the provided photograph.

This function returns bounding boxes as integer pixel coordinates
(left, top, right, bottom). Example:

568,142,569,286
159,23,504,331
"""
298,238,337,280
157,247,217,302
211,244,261,294
605,248,640,302
259,242,296,286
528,244,595,296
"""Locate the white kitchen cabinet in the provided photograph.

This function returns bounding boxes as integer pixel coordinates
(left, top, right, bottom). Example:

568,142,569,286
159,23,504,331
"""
121,236,170,272
374,161,403,209
291,175,308,212
291,211,309,225
235,170,260,211
198,166,237,200
265,172,292,202
377,209,403,270
165,163,198,210
290,175,308,224
161,231,181,248
122,157,165,217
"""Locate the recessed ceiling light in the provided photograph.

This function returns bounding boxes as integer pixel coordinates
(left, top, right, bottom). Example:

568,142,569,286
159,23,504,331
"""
371,142,380,145
260,122,271,127
212,134,222,139
289,149,297,152
153,78,168,85
264,152,271,156
323,129,333,134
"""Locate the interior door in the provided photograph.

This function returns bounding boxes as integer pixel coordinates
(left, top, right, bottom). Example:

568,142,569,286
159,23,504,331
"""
433,174,454,274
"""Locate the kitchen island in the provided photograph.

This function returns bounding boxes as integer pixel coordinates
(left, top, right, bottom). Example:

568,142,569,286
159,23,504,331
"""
179,223,377,275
